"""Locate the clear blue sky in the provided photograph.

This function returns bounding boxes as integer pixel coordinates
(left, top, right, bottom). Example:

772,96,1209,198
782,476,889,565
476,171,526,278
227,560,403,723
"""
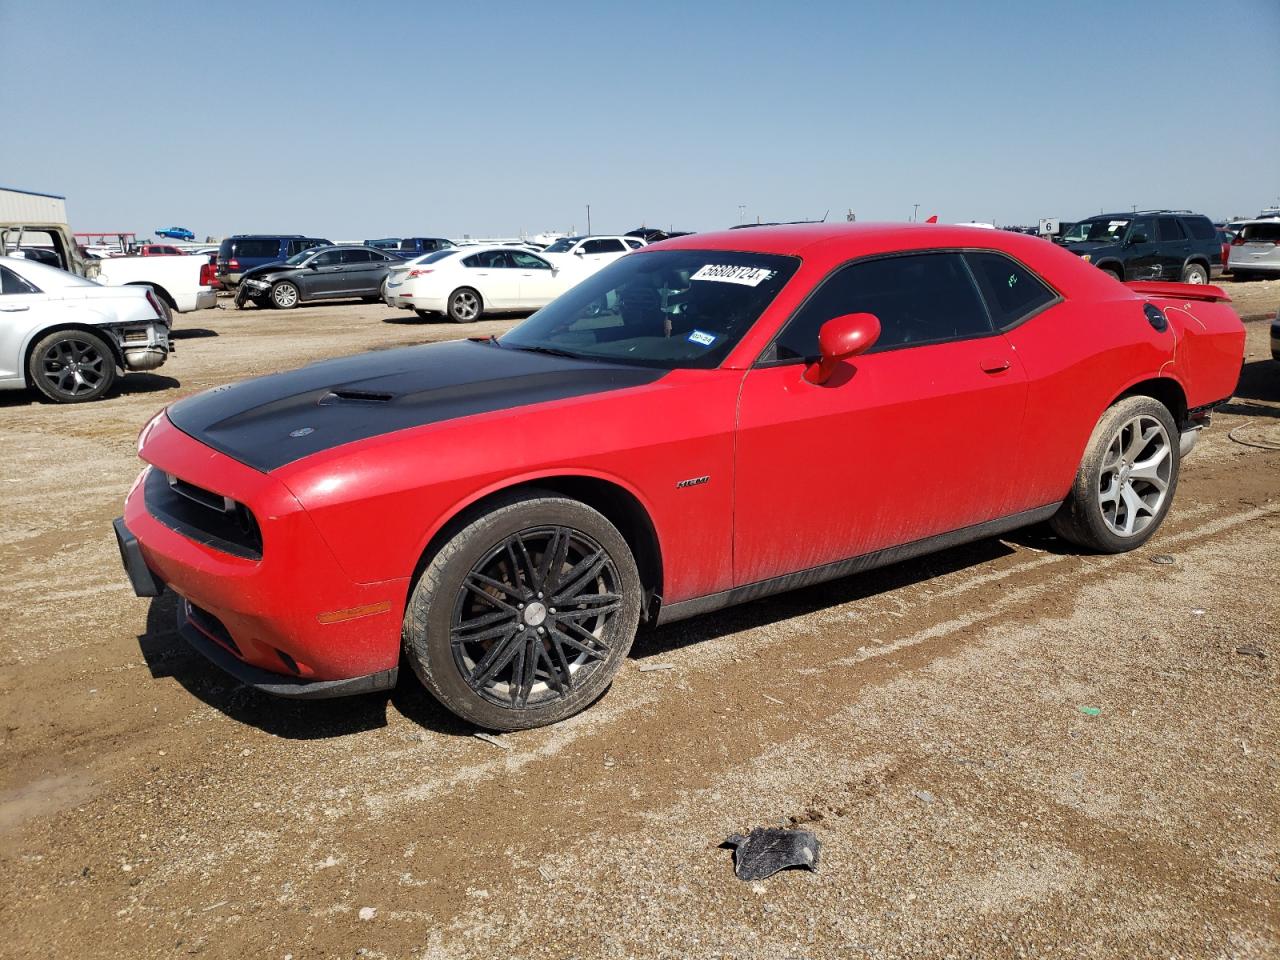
4,0,1278,240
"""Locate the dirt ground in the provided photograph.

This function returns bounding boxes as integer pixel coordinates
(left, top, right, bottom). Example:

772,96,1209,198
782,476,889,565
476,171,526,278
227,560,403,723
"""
1,279,1277,960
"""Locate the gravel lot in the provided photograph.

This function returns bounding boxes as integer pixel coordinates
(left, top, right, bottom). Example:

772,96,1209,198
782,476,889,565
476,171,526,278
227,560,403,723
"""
1,279,1277,959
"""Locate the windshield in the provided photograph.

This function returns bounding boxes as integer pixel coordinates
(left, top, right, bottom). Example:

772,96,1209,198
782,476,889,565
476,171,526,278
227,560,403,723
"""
284,250,315,266
500,249,799,369
543,238,581,253
1063,218,1130,243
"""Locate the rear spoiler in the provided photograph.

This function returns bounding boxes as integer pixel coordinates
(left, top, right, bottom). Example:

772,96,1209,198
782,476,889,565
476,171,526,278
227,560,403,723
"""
1125,281,1231,303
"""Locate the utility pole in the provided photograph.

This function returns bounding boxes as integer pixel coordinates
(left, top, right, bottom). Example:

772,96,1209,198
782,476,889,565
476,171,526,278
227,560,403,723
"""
586,204,591,235
912,204,919,223
738,204,746,225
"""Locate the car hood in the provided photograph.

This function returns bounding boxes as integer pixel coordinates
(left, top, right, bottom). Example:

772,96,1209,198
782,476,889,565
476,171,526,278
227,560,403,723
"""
166,339,664,472
1060,240,1117,257
240,261,291,280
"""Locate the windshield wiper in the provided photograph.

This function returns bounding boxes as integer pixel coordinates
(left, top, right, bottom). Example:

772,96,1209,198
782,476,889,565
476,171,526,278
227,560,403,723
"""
505,344,583,360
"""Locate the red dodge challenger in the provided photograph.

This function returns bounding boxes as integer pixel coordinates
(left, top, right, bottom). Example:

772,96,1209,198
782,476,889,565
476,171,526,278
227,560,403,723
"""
114,224,1245,730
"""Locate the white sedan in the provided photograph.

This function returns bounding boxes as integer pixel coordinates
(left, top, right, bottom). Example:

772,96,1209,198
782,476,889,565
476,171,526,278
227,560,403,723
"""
0,256,171,402
384,246,582,322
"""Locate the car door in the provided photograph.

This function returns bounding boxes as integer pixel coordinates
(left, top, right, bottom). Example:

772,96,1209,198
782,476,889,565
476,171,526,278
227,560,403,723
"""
733,251,1029,586
299,248,344,297
1155,216,1189,279
0,264,51,380
337,249,385,295
510,251,561,307
1121,217,1159,280
461,250,518,308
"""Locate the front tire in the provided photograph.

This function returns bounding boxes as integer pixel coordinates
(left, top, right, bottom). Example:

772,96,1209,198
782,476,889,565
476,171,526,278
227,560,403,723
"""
1050,395,1180,553
270,281,300,309
27,329,118,403
1180,262,1208,284
404,493,642,730
447,287,482,322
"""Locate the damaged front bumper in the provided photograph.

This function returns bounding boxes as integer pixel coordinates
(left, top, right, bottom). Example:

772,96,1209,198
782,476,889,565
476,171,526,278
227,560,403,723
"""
109,321,171,372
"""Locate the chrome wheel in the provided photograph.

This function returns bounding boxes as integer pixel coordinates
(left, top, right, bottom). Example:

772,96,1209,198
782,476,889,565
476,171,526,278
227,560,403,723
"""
450,290,480,321
40,337,108,398
450,525,622,708
272,282,298,308
1184,268,1206,284
1097,414,1172,537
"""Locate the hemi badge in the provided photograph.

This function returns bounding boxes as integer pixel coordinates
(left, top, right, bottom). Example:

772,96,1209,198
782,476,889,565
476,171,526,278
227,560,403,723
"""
316,601,392,625
676,475,710,489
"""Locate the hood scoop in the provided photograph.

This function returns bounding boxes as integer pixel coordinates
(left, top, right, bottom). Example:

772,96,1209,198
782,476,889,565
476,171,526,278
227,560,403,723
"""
320,389,395,405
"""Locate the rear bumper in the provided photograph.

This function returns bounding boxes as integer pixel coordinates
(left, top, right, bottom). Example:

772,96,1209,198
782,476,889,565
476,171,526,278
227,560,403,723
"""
1227,256,1280,274
118,416,408,696
194,289,217,311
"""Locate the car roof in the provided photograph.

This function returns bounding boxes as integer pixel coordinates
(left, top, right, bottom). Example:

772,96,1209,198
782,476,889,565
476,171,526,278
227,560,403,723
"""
651,221,1048,256
0,255,100,287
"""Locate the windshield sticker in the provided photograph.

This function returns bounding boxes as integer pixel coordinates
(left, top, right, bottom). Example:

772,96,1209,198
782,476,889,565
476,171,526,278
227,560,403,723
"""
687,329,717,347
691,264,775,286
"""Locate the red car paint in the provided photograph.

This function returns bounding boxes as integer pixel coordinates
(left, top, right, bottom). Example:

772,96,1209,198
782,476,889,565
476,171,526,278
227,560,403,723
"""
122,224,1245,687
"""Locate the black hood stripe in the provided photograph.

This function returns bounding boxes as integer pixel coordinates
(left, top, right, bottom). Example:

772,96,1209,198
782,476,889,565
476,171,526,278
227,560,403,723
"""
167,340,665,472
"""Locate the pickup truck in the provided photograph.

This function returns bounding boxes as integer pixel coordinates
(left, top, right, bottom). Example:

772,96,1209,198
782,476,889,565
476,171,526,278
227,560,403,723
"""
0,222,216,317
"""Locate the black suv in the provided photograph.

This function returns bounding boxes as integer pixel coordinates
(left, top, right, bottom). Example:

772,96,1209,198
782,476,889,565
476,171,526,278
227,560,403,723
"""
1057,211,1222,284
216,235,331,288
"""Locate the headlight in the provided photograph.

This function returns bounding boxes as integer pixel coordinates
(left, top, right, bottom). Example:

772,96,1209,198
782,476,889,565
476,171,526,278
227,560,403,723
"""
1080,254,1092,263
244,278,269,288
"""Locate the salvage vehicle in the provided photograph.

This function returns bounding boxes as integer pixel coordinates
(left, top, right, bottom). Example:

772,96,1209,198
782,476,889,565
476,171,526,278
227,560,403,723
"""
1059,211,1222,283
156,227,195,241
235,245,397,309
1,256,170,402
215,235,331,288
114,224,1245,730
384,246,575,321
1227,220,1280,279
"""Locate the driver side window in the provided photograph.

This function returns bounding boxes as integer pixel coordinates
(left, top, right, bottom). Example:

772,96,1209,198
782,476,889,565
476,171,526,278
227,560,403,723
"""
312,250,342,267
771,252,993,362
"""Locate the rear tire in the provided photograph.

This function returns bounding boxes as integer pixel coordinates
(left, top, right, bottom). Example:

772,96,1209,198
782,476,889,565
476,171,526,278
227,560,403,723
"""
1050,396,1180,553
27,329,117,403
1180,262,1208,284
403,492,642,730
447,287,482,322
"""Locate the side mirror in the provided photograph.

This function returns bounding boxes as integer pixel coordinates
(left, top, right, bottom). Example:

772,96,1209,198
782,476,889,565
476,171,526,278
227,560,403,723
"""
573,247,585,256
308,261,320,269
804,312,880,385
1127,232,1148,246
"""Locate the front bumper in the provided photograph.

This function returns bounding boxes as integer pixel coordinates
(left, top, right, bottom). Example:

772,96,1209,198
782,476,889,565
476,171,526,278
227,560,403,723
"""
117,415,408,698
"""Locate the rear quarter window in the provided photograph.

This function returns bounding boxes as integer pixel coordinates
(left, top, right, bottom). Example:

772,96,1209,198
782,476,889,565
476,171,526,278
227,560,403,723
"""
1181,217,1216,241
964,252,1058,329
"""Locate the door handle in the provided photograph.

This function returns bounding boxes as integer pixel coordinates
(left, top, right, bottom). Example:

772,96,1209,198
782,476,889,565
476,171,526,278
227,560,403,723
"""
980,357,1011,374
0,305,30,312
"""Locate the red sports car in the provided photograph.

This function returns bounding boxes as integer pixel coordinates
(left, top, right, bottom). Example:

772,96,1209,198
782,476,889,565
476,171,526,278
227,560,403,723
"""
114,224,1245,730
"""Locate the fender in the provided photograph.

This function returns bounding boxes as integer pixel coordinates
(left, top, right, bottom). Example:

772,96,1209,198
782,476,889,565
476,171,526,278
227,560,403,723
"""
405,465,667,584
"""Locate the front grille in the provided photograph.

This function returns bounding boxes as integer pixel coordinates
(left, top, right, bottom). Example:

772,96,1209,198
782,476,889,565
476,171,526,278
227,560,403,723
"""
144,469,263,559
